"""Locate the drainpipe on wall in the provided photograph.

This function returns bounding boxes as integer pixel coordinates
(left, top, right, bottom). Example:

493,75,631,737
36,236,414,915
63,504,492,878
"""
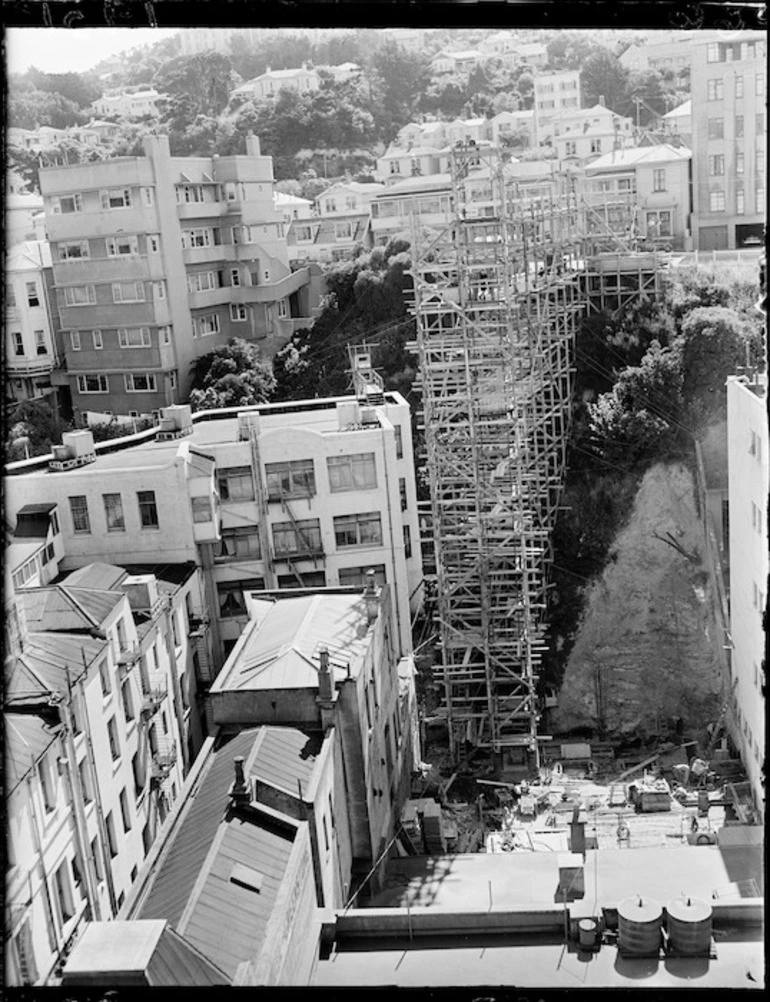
25,772,59,957
80,703,118,917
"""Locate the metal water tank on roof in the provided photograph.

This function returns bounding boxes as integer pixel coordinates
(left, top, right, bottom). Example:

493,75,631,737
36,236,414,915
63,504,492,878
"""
665,896,712,955
617,895,663,956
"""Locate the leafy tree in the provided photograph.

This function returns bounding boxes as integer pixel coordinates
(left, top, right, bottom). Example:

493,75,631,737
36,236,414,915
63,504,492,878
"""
7,146,43,192
626,69,669,126
273,239,417,401
369,41,433,138
8,88,87,129
154,52,236,134
188,338,276,411
515,71,535,111
580,49,631,114
26,68,102,108
588,340,684,466
546,32,604,71
678,306,759,423
5,399,65,459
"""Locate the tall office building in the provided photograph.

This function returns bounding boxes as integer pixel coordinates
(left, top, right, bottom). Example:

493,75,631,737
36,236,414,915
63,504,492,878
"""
39,135,320,423
690,31,767,250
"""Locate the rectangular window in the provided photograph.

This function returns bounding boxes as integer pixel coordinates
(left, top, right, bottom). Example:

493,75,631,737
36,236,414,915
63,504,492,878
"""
735,75,744,98
77,374,109,393
101,188,132,209
590,138,602,154
756,112,765,133
63,285,96,306
191,496,212,523
99,659,111,697
187,271,216,293
334,512,383,548
736,152,745,175
296,224,313,242
403,523,412,558
142,187,155,206
148,234,161,253
78,758,92,804
217,579,265,618
119,788,132,832
707,118,724,140
70,330,81,351
335,221,353,240
757,74,765,96
230,303,247,322
707,79,724,101
121,678,135,723
327,453,377,492
59,240,89,261
217,466,254,501
277,299,288,318
217,526,261,560
137,490,159,528
54,863,75,923
709,154,725,176
709,190,726,212
107,716,120,761
652,168,666,192
103,493,125,532
399,477,408,511
265,459,316,499
106,235,138,257
736,187,745,214
33,329,47,355
118,327,151,348
124,372,158,393
272,519,322,556
38,756,56,812
193,314,220,336
11,331,24,356
394,425,404,459
52,193,83,214
735,116,744,138
160,325,171,344
230,268,241,287
69,496,90,533
106,812,119,857
339,564,386,588
757,187,766,214
112,281,144,303
182,227,212,248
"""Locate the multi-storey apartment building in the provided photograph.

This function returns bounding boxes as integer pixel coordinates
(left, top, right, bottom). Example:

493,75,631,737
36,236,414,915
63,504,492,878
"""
726,372,767,822
584,144,693,249
4,554,208,985
5,241,60,404
533,70,581,144
5,390,423,663
286,182,382,265
39,134,319,421
690,31,766,250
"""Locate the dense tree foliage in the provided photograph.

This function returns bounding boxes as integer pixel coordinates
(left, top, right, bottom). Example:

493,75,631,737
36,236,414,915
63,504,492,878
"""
5,399,64,460
580,49,631,113
370,42,433,139
188,339,276,411
155,52,238,141
25,67,103,108
8,87,87,130
273,239,417,401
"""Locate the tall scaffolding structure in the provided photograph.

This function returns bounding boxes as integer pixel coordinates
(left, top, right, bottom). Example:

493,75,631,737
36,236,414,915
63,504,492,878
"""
411,146,589,765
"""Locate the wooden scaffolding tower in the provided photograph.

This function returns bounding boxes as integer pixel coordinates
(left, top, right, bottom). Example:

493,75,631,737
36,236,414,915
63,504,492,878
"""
411,146,588,764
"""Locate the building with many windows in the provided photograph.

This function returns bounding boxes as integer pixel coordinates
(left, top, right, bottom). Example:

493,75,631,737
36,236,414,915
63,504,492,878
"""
5,389,423,664
4,555,208,986
584,144,693,250
230,66,321,104
5,241,61,405
286,182,383,265
90,89,165,120
690,31,766,250
550,104,635,165
533,70,581,144
38,134,320,421
726,372,767,822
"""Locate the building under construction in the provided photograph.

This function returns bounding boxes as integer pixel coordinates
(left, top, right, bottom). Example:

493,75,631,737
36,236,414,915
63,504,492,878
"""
411,144,661,766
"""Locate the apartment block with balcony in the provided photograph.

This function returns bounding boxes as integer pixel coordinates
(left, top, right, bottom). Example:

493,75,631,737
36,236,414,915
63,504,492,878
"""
726,373,767,822
39,134,319,421
533,70,581,144
690,31,767,250
4,556,207,985
5,241,61,405
5,390,423,667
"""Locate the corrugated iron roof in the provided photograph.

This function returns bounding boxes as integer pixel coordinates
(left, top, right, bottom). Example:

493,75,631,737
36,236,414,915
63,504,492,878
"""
21,584,122,632
586,144,692,171
252,726,322,796
5,712,59,791
5,631,106,699
138,728,262,928
63,562,128,591
212,593,370,692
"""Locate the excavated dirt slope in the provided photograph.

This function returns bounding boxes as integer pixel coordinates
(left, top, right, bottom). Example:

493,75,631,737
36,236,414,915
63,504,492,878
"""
552,461,723,740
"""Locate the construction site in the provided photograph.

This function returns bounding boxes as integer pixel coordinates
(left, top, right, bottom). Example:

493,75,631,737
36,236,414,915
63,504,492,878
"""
404,143,756,852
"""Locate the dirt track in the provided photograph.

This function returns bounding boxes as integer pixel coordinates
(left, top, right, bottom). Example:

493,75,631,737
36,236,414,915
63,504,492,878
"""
552,462,724,740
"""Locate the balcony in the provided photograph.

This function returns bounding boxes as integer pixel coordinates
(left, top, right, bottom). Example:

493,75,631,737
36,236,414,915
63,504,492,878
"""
140,677,167,717
117,642,141,666
177,201,229,220
150,739,177,781
6,355,55,377
188,614,210,639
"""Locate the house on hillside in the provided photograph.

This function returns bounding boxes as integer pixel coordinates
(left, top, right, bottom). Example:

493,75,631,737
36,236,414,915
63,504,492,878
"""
375,145,443,184
230,66,321,103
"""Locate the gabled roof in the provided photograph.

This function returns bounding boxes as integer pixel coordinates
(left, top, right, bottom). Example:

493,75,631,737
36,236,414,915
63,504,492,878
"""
663,99,691,119
376,173,452,197
5,712,59,792
63,562,127,591
20,584,124,635
586,144,692,171
252,726,323,796
5,631,106,699
136,728,298,980
211,592,371,693
382,144,441,159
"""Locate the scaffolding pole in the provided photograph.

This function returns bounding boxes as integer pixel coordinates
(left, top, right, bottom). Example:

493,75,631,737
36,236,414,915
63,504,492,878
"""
411,146,660,766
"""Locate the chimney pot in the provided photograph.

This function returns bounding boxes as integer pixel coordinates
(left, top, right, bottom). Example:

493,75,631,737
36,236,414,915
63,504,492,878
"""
230,756,250,804
317,646,334,702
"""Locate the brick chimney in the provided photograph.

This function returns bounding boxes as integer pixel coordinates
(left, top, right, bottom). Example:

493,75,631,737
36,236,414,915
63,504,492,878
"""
229,756,251,806
316,646,337,729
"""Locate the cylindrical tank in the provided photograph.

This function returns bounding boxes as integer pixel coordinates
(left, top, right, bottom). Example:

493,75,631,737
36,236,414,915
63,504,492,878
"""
617,896,663,956
666,897,713,955
578,918,598,948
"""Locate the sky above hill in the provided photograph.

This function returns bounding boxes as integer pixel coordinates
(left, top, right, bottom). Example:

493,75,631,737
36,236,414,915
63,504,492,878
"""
6,28,180,75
